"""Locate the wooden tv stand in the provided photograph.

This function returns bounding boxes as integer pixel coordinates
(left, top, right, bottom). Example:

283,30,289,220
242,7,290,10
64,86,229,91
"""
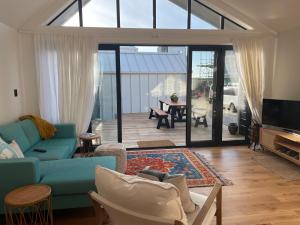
260,127,300,165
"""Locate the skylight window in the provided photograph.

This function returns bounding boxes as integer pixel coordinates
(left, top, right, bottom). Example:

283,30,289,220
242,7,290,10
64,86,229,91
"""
48,0,246,31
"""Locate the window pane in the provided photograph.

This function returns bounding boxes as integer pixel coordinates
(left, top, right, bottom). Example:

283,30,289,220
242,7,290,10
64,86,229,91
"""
222,50,247,141
224,19,244,31
120,0,153,28
82,0,117,27
92,50,118,144
50,1,80,27
191,1,219,29
157,0,188,29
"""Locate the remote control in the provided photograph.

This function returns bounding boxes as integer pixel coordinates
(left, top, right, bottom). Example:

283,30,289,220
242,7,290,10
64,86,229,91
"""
33,148,47,153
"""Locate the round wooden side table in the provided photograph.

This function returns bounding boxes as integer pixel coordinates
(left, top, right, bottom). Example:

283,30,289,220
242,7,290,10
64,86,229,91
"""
4,184,53,225
79,133,101,154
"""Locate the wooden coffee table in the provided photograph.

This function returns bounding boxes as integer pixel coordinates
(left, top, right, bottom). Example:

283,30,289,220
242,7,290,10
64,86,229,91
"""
4,184,53,225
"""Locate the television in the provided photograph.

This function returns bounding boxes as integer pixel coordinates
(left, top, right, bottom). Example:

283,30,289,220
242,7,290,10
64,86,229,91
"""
262,99,300,132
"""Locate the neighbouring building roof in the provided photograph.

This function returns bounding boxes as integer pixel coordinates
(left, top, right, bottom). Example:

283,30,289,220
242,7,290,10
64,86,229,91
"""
100,52,187,74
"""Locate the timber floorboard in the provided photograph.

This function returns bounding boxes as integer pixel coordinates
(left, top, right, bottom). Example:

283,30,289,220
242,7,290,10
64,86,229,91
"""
1,146,299,225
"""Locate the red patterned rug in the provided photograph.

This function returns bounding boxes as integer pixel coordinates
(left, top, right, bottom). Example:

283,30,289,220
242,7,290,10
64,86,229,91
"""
126,148,232,187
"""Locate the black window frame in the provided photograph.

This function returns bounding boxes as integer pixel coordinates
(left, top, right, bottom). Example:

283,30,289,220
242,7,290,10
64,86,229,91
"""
47,0,247,30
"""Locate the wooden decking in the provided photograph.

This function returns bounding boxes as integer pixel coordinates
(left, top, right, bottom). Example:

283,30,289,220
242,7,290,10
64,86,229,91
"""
92,112,244,148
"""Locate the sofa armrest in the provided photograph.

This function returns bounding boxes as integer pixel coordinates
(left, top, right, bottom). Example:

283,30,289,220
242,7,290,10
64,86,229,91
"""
0,157,40,207
53,123,76,138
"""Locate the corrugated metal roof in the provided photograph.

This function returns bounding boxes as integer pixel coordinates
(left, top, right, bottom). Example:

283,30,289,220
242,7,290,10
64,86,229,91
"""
100,52,187,74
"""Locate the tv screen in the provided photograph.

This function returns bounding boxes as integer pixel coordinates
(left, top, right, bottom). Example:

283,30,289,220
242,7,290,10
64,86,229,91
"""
262,99,300,131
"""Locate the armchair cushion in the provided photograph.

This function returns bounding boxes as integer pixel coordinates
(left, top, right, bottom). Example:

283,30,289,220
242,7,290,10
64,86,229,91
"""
164,174,196,213
186,192,217,225
95,166,188,225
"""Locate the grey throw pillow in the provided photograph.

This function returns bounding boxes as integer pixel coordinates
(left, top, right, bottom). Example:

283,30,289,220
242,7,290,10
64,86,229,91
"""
137,167,196,213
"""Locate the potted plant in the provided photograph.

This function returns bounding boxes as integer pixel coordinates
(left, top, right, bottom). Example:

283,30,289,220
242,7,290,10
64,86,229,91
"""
170,93,178,103
228,123,238,135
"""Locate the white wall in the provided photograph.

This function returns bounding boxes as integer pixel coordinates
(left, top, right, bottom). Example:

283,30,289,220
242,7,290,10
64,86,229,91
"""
18,33,39,115
271,28,300,100
0,22,22,124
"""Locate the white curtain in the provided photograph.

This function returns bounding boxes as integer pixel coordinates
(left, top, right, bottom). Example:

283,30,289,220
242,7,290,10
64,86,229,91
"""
233,39,265,124
34,33,98,135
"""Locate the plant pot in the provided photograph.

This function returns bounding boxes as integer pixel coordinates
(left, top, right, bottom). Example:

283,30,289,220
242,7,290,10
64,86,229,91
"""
170,95,178,103
228,123,238,135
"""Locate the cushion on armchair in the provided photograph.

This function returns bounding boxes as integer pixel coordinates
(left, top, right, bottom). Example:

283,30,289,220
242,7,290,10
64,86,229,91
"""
95,166,188,225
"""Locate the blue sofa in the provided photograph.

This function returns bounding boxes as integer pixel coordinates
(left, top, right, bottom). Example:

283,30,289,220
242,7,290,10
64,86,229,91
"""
0,119,116,214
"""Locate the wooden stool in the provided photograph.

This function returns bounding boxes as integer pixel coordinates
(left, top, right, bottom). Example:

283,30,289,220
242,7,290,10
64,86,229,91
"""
79,133,101,154
4,184,53,225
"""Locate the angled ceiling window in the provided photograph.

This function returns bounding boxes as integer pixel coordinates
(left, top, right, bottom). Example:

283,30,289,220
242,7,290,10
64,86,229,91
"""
48,0,246,30
191,0,219,29
156,0,188,29
49,1,80,27
82,0,117,27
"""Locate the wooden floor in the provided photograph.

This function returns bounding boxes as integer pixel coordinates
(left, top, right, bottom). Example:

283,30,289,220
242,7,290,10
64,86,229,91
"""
93,113,244,148
45,146,300,225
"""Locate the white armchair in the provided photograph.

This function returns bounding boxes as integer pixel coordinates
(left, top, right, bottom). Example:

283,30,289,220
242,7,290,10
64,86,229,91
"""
89,183,222,225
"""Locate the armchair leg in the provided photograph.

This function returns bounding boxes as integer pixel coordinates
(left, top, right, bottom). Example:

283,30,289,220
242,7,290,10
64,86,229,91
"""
89,192,110,225
216,186,222,225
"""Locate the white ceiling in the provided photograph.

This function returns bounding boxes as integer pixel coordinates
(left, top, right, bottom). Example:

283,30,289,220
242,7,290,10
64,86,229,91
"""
0,0,300,33
222,0,300,32
0,0,49,28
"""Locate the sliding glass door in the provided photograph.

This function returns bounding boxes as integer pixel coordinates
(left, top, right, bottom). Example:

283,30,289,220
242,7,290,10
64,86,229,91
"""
93,45,250,148
187,46,250,146
92,45,122,144
188,49,217,144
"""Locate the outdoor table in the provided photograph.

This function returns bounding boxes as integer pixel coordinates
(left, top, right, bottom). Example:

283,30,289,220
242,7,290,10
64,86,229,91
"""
159,99,187,128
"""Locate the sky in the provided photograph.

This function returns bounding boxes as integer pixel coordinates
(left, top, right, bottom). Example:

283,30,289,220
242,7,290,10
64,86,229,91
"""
63,0,218,31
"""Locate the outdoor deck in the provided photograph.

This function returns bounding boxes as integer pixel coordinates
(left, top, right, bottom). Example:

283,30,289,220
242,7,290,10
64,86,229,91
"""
93,112,244,148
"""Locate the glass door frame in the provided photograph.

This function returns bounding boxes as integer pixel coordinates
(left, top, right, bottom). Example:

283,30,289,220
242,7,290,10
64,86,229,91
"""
99,44,123,143
186,45,250,147
99,44,250,148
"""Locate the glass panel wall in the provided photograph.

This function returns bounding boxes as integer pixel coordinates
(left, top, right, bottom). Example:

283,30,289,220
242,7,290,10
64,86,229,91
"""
156,0,188,29
120,0,153,28
191,0,219,29
222,50,247,141
91,50,118,144
48,0,246,30
82,0,117,27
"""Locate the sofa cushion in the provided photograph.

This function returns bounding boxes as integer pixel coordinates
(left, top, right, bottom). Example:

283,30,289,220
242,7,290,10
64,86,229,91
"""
0,123,31,152
24,138,77,160
40,157,116,195
19,120,41,146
